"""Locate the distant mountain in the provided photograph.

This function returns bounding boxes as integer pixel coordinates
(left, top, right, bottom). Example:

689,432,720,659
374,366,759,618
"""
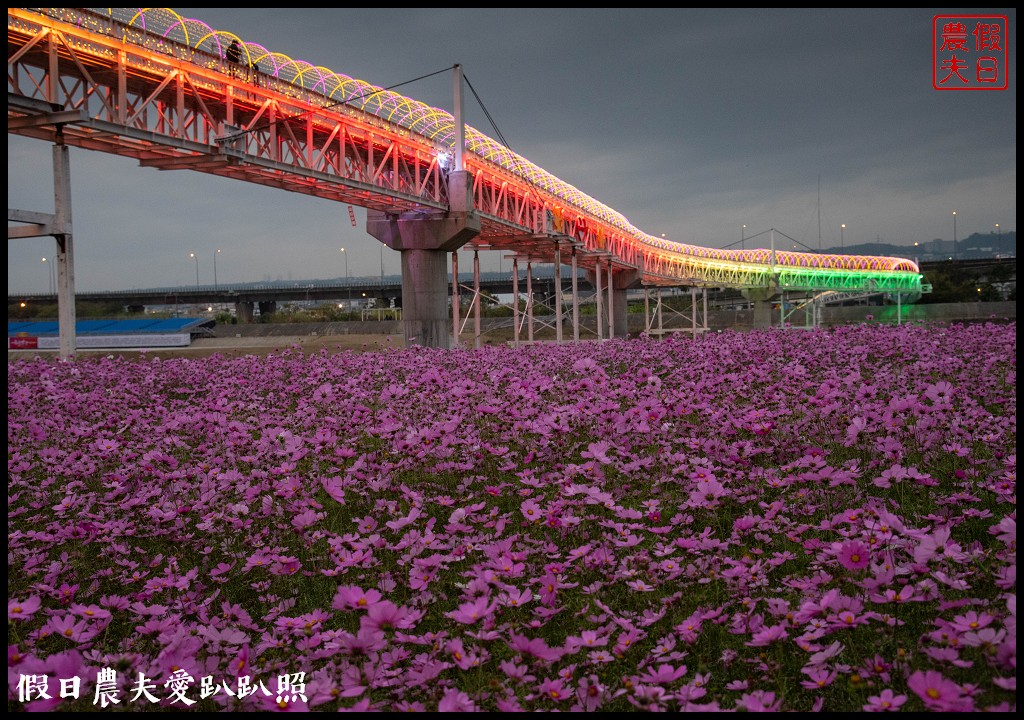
820,230,1015,261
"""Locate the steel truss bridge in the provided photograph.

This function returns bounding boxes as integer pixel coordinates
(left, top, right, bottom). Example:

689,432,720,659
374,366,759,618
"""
8,7,925,305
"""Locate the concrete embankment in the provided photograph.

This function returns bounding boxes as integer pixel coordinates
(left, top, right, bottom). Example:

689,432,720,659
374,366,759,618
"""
217,301,1015,339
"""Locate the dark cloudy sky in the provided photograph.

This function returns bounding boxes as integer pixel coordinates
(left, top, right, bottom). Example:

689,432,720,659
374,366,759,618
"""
8,7,1016,293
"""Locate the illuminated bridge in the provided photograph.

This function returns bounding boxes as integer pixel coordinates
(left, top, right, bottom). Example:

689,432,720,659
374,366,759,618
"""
8,7,925,352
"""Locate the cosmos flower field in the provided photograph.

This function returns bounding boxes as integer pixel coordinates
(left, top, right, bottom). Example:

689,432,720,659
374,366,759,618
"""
7,321,1016,712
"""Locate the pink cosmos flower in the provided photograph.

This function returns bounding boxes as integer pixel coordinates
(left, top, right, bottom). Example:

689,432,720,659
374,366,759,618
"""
837,540,871,570
44,613,98,643
736,689,781,712
69,603,112,622
806,641,844,666
291,508,323,530
269,555,301,575
960,626,1007,649
408,566,437,591
446,638,481,670
864,688,907,712
922,380,954,404
567,629,608,651
949,610,994,634
520,499,543,522
332,585,382,611
210,562,235,583
988,515,1015,545
335,626,387,656
499,659,536,684
639,663,688,685
55,582,79,605
537,677,570,701
8,596,41,621
581,441,614,464
800,666,837,689
869,584,916,604
447,596,497,624
242,549,273,573
508,633,566,662
361,601,420,632
498,587,533,608
437,688,476,712
745,623,788,646
575,674,607,711
907,669,972,711
688,478,727,507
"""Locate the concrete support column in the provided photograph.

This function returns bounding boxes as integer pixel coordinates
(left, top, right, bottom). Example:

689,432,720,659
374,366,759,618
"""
366,170,480,348
258,300,277,318
742,285,780,329
703,288,708,330
526,262,534,343
236,301,255,324
512,257,520,346
473,250,481,349
644,288,650,332
53,140,76,359
571,248,579,341
691,287,698,335
610,268,641,339
753,300,773,328
395,249,448,347
607,260,615,339
8,136,76,358
451,250,460,347
553,241,563,343
588,264,641,340
657,289,664,334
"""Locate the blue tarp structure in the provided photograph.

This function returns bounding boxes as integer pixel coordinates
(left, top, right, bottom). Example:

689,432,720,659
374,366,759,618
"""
8,317,212,336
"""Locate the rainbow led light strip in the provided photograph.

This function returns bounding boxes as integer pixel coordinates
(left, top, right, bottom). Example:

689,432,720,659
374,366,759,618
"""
52,9,921,291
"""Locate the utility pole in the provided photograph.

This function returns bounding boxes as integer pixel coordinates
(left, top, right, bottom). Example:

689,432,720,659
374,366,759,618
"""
817,174,821,251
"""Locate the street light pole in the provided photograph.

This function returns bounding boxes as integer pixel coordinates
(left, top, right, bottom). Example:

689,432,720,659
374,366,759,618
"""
741,224,746,251
214,248,221,290
42,257,54,294
190,252,199,288
952,211,957,260
841,223,845,250
340,247,349,309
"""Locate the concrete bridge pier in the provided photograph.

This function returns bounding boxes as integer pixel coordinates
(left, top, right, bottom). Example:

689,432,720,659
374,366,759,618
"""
742,285,780,329
587,265,641,339
367,170,480,348
258,300,277,318
610,268,642,339
235,301,255,324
